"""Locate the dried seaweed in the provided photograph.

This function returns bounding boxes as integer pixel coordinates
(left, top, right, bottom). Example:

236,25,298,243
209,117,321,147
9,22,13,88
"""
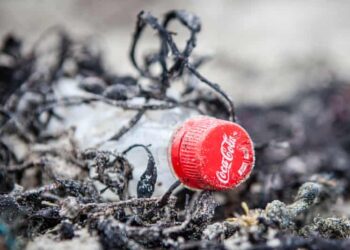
123,144,157,198
0,9,350,250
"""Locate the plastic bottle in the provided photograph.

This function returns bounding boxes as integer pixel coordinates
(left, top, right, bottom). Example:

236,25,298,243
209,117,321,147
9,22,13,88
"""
102,110,255,197
52,78,255,197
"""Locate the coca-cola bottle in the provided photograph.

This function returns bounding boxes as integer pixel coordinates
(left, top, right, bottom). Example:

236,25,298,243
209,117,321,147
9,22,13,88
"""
107,111,255,197
54,78,255,197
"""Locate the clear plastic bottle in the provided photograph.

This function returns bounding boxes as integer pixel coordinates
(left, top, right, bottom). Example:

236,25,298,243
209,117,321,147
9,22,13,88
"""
110,108,199,196
52,78,199,196
52,78,255,198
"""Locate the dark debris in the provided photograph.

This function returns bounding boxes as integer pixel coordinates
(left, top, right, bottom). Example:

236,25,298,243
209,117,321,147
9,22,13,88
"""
0,9,350,250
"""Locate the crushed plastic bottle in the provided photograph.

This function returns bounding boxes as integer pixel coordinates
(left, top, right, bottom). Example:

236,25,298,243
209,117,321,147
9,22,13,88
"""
113,108,199,196
51,78,255,197
51,78,199,196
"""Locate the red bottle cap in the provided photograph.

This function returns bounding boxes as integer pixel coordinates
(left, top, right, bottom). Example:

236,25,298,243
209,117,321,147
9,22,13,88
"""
169,116,255,190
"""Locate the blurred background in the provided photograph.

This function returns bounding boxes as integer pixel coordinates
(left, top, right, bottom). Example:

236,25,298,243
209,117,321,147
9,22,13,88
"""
1,0,350,105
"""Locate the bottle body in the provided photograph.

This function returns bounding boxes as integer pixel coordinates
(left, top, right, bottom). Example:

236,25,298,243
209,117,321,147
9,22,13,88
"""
53,77,199,197
110,108,199,196
52,79,255,197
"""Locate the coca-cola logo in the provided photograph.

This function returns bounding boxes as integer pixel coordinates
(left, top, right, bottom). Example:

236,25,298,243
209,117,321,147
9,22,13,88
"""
216,132,238,184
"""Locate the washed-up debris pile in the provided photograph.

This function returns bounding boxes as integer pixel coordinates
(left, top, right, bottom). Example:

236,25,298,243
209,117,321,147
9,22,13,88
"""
1,10,350,250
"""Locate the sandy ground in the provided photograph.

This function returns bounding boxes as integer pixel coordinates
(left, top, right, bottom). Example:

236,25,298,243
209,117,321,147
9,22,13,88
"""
1,0,350,104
